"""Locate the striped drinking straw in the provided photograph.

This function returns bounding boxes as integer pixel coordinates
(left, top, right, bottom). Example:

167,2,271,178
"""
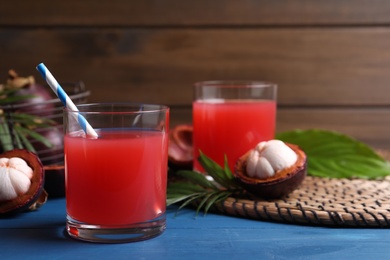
36,63,99,138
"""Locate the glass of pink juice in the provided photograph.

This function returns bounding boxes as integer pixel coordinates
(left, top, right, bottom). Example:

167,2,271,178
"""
193,81,277,172
64,103,169,243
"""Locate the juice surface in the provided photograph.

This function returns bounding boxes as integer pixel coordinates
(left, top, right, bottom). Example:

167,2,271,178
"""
65,129,168,226
193,99,276,172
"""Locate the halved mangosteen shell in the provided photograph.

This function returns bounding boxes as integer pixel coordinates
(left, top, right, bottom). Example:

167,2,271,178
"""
234,143,307,199
168,124,194,169
0,149,45,215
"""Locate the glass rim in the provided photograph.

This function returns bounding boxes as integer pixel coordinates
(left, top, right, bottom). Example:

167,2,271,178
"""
194,80,277,88
64,102,169,114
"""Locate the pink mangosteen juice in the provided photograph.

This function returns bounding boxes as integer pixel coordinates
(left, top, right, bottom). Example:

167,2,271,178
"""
65,129,168,226
192,81,277,172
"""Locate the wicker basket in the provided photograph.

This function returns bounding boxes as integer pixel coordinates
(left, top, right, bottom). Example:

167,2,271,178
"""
211,150,390,228
0,81,90,166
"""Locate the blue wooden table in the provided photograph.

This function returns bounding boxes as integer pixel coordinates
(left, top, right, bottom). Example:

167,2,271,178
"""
1,198,389,259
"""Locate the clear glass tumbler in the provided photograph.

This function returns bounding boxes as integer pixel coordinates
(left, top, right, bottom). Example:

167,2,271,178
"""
193,81,277,172
64,103,169,243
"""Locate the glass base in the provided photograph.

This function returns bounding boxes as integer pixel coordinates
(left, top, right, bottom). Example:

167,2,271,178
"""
66,214,166,243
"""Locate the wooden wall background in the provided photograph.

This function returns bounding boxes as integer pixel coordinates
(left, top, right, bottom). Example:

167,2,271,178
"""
1,1,389,148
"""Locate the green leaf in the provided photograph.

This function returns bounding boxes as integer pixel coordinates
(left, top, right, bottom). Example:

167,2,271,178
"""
0,121,14,151
276,129,390,179
0,95,36,105
167,194,200,206
167,153,242,215
0,89,36,105
195,192,215,215
11,113,55,127
177,193,205,211
15,126,53,148
203,191,232,214
198,151,236,189
0,87,57,153
14,126,35,151
223,155,235,183
175,170,219,190
168,182,207,194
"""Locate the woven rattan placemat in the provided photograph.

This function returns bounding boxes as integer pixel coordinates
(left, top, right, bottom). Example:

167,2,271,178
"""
212,150,390,228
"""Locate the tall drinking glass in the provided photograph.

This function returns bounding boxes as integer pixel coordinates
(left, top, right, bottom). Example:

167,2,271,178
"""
64,103,169,243
193,81,277,172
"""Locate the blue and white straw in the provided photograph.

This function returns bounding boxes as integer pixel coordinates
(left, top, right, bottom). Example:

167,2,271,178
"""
36,63,98,138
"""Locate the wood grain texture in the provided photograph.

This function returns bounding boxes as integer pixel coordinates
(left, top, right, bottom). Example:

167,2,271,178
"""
1,1,390,26
1,28,390,106
0,1,389,147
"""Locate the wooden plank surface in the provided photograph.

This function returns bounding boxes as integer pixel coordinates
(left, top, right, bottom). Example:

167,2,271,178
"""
1,28,390,106
2,0,390,26
1,1,389,148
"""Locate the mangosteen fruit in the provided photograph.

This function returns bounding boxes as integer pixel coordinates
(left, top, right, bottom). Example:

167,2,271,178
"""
6,70,54,117
234,140,307,199
168,124,193,169
30,125,65,198
0,149,46,215
30,124,64,166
